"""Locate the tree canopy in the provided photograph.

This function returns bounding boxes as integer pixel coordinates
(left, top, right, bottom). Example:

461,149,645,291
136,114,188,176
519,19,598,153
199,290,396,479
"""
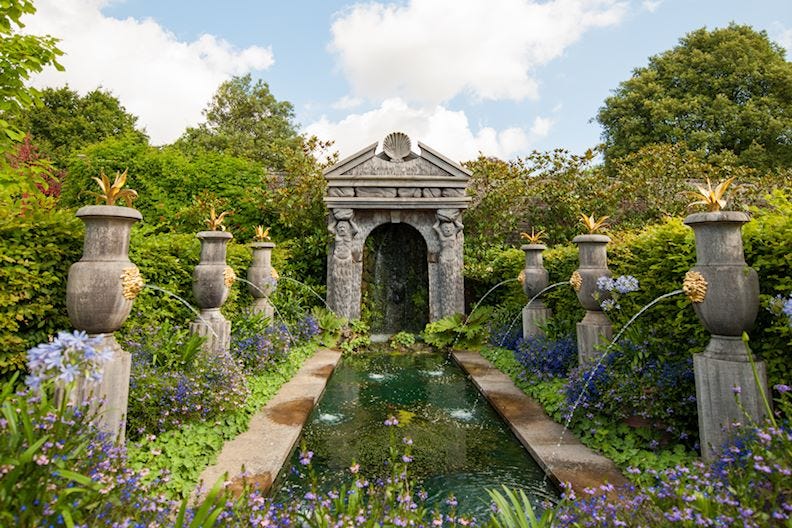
9,86,147,165
176,74,301,171
596,24,792,169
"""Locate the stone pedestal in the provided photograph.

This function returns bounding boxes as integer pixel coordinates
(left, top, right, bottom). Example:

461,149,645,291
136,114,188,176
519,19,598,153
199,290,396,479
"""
191,231,233,356
694,352,769,461
523,304,551,339
66,205,142,444
190,308,232,357
520,243,550,338
248,242,276,319
576,311,613,364
684,211,767,461
572,234,612,365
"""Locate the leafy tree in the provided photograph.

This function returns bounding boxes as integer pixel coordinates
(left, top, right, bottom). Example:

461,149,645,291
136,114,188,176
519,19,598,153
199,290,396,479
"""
597,24,792,169
176,74,301,171
0,0,63,144
9,86,147,165
0,0,63,207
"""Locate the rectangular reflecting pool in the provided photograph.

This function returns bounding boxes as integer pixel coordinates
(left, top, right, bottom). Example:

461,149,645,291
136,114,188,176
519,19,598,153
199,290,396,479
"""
274,350,559,519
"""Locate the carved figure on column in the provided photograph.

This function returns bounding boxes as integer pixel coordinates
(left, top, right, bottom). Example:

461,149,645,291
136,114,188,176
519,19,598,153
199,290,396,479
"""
328,208,361,318
433,209,463,316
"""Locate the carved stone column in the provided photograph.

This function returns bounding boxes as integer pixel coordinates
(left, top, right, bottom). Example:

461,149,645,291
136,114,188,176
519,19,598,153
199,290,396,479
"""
432,208,465,318
327,208,362,320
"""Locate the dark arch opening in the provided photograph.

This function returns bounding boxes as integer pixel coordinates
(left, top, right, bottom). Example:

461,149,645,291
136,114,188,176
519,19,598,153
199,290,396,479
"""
361,223,429,335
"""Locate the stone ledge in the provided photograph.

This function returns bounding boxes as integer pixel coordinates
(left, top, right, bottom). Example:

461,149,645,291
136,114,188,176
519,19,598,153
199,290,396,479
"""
197,348,342,495
452,350,628,494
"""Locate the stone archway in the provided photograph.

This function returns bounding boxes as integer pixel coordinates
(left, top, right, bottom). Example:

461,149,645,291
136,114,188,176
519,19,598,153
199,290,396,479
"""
324,132,471,323
362,222,429,334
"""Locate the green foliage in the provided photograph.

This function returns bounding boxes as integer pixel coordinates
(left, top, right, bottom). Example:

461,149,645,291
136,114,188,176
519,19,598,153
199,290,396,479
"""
122,228,252,336
126,344,315,497
743,190,792,386
0,207,82,375
422,307,493,349
597,24,792,170
488,486,555,528
136,321,204,370
339,319,371,353
7,86,147,166
311,306,345,348
480,346,695,479
0,0,63,145
175,74,301,171
389,331,416,350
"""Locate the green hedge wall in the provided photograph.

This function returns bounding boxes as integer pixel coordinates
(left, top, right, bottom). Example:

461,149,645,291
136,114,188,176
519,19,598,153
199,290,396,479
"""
468,192,791,387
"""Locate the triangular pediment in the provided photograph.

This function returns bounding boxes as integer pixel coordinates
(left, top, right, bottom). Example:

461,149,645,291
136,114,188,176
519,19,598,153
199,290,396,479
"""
324,137,471,181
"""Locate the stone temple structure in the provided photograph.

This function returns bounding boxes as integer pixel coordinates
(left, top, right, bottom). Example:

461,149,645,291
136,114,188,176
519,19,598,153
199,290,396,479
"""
324,132,470,331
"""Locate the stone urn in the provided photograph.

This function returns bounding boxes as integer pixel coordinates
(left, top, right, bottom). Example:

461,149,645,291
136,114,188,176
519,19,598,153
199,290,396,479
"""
66,204,143,444
684,212,759,356
67,205,143,332
247,241,276,318
571,234,612,363
684,211,767,460
520,244,551,337
191,231,234,355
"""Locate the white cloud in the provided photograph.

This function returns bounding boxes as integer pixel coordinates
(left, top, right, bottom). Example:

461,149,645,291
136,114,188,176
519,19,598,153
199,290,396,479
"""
305,98,552,162
23,0,274,145
641,0,662,13
529,116,554,138
331,95,364,110
772,23,792,58
329,0,627,104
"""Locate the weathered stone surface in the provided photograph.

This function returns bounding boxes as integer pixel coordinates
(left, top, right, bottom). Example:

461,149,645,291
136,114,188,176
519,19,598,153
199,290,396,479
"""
576,311,613,364
694,354,769,461
327,187,355,197
324,134,469,325
355,187,397,198
523,305,551,338
247,242,275,318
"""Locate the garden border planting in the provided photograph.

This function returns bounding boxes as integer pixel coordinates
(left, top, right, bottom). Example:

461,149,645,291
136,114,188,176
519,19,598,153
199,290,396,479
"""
197,348,342,494
452,350,629,492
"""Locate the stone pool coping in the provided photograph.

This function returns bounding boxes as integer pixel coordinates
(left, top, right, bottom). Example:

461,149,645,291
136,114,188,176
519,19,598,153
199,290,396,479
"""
452,350,629,493
197,348,342,495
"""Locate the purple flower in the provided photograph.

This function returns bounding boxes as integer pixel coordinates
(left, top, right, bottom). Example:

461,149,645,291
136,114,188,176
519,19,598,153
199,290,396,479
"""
384,416,399,426
732,385,742,395
596,276,615,292
299,450,313,465
775,384,790,394
614,275,639,294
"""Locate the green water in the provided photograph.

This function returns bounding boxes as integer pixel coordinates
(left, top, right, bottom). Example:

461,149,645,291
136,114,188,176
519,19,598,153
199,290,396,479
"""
275,350,558,519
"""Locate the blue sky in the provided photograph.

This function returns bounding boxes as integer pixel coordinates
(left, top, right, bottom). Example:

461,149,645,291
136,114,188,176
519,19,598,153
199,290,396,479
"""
26,0,792,163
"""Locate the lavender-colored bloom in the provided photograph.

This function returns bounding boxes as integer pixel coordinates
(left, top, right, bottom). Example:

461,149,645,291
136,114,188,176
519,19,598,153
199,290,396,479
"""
299,450,313,465
775,384,791,394
596,276,615,292
613,275,639,294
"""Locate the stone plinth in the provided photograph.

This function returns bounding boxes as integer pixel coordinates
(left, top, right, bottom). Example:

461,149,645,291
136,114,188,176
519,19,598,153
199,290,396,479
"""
576,311,613,364
523,304,551,339
190,308,232,357
694,352,769,461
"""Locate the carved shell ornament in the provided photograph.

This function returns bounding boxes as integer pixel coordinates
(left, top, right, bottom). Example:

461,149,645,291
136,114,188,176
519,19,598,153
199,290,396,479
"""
683,271,708,303
224,266,237,288
570,271,583,292
517,270,526,286
382,132,411,162
121,267,145,300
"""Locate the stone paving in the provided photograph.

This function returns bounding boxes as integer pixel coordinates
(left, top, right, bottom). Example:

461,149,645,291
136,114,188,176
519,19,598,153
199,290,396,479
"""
198,348,342,495
452,350,629,493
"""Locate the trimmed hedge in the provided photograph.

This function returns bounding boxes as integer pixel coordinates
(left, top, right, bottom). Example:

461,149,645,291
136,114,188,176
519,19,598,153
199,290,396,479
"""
471,192,791,388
